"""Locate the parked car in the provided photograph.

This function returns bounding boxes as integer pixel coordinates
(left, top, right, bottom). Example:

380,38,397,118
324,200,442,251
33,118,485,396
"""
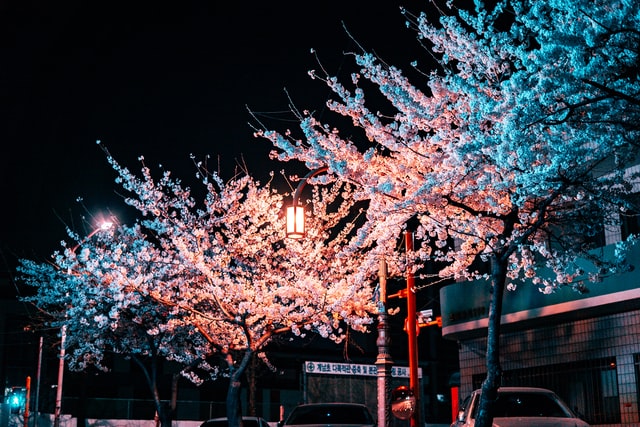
201,416,272,427
280,402,375,427
451,386,589,427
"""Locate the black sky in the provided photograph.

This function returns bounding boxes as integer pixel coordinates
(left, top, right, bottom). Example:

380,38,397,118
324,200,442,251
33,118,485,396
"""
0,0,419,265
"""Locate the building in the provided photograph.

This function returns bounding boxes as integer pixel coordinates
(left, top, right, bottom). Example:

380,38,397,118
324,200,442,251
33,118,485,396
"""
440,233,640,425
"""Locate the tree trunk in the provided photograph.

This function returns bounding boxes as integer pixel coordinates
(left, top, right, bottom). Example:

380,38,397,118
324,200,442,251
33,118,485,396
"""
227,350,254,427
133,355,174,427
158,402,173,427
170,373,179,420
248,354,258,416
474,258,507,427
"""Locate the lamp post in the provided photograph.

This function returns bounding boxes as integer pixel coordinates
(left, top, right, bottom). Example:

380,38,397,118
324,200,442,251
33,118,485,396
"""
375,258,393,427
285,166,328,238
54,219,115,427
404,231,421,427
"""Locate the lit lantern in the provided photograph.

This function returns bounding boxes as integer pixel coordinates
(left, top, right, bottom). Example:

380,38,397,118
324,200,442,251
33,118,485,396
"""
285,166,327,239
286,204,305,238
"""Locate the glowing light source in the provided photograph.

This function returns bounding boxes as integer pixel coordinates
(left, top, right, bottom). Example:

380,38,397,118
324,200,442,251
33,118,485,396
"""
286,205,305,238
284,166,327,239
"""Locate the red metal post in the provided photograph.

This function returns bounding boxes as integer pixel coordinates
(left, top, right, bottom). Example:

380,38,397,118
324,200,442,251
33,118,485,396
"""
451,386,459,423
24,376,31,427
405,231,420,427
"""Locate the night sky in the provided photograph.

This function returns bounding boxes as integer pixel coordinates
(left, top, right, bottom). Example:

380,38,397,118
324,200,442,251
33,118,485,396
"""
1,0,419,265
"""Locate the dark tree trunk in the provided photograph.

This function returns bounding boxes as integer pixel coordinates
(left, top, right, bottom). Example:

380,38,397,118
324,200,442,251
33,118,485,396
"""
158,402,173,427
474,257,507,427
133,355,174,427
248,354,258,416
227,350,254,427
170,374,179,420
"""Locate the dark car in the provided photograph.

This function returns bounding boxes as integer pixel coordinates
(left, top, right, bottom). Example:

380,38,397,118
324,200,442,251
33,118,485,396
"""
280,403,375,427
201,417,271,427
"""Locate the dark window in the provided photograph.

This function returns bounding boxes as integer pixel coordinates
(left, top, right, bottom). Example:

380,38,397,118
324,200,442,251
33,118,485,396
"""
621,209,640,240
490,392,569,417
285,404,373,425
620,193,640,241
585,222,606,248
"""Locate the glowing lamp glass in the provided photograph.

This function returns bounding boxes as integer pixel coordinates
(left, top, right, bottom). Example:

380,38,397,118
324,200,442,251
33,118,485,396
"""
286,205,305,238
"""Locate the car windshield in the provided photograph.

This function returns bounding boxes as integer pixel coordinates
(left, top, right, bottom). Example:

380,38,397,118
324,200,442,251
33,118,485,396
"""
478,392,572,418
286,405,373,425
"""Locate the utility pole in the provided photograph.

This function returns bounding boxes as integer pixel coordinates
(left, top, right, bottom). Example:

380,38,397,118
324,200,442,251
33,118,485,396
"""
35,335,43,427
54,325,66,427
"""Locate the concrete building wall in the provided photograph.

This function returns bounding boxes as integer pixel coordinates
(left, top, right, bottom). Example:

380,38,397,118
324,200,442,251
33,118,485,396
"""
457,309,640,425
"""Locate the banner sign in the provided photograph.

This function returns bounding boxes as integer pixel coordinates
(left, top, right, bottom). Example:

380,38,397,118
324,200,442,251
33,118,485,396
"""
304,361,421,378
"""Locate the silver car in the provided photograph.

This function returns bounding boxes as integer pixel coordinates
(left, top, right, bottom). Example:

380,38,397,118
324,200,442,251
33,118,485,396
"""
452,386,589,427
280,403,375,427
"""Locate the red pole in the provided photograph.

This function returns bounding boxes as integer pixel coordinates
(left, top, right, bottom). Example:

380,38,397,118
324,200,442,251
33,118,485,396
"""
451,386,459,423
24,376,31,427
405,231,420,427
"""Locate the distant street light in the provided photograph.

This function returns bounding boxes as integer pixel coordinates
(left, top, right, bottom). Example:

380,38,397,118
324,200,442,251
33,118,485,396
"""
54,218,115,427
285,167,328,238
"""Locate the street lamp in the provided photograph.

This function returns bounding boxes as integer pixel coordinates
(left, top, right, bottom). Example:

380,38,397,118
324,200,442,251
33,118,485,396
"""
285,166,328,238
375,258,393,427
54,218,115,427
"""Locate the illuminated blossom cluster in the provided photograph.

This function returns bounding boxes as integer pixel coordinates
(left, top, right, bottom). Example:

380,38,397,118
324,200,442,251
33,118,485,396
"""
258,0,640,293
103,150,378,348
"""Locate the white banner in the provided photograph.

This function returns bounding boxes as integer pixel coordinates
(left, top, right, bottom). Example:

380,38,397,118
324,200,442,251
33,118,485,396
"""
304,360,421,378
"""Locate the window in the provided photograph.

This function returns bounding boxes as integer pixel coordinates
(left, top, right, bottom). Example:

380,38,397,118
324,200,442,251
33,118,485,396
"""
621,208,640,240
284,404,374,426
618,192,640,241
491,392,570,418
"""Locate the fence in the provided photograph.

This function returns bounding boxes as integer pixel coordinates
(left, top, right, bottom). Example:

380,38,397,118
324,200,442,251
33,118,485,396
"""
61,398,231,421
0,400,276,427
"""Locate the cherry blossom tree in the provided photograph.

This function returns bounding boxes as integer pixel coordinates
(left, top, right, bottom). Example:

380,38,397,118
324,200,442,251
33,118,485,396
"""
19,220,211,426
255,0,640,425
105,149,384,427
20,145,382,427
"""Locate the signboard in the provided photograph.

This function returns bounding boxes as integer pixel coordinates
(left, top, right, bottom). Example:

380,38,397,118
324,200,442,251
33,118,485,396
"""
304,361,421,378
